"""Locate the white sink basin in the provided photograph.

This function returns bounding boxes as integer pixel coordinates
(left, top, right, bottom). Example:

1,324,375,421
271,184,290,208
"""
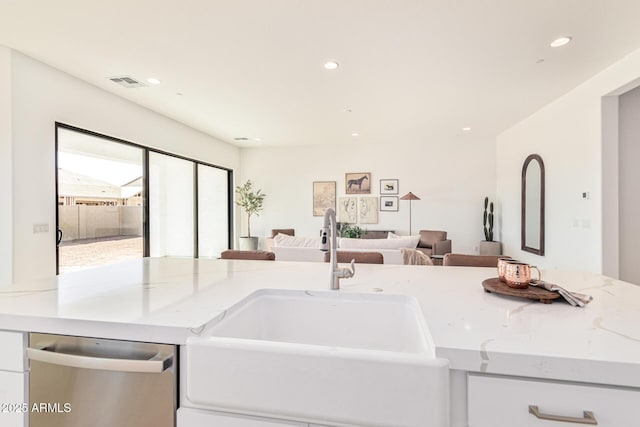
186,289,449,427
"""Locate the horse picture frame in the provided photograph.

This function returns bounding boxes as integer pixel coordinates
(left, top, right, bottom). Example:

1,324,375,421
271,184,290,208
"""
380,179,399,195
345,172,371,194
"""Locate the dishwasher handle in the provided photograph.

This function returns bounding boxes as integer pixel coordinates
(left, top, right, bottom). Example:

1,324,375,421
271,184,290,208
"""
27,346,173,373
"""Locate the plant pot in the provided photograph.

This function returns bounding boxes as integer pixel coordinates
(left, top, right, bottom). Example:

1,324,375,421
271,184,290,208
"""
238,236,259,251
479,240,502,256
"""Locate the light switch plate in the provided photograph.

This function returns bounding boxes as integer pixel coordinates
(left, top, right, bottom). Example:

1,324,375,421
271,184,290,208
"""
33,223,49,233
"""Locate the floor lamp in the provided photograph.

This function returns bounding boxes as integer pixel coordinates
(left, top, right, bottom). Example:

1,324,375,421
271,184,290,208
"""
400,192,421,235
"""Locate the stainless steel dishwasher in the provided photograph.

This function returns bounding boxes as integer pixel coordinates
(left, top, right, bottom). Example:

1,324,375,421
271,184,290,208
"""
28,333,176,427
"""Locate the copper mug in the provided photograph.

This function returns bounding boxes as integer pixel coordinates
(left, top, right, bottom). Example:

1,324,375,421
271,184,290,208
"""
497,257,513,282
505,261,541,289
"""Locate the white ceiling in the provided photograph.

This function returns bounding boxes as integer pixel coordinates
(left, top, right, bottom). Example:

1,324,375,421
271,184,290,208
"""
1,0,640,148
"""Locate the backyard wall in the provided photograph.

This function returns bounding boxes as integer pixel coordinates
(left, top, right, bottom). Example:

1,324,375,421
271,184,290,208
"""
5,49,240,283
59,206,143,241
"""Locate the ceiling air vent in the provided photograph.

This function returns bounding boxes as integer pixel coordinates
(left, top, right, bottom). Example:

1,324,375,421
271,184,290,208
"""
234,137,249,141
109,76,146,88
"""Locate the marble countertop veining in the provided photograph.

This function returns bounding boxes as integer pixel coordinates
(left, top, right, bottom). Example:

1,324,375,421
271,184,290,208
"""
1,257,639,388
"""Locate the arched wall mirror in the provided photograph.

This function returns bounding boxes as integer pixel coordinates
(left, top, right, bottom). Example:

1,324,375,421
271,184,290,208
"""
521,154,545,255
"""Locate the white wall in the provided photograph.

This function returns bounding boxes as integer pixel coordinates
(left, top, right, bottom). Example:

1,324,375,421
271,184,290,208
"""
0,47,12,286
619,85,640,284
9,50,240,283
496,48,640,272
239,140,496,254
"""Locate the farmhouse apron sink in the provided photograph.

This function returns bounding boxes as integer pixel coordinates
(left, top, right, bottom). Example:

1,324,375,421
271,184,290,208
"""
186,289,449,427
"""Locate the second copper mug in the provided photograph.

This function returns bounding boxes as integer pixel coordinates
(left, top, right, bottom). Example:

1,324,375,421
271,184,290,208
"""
505,261,541,289
497,257,513,282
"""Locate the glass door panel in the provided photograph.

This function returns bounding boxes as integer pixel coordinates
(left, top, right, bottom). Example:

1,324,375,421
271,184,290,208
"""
149,153,195,257
57,128,144,274
198,164,229,258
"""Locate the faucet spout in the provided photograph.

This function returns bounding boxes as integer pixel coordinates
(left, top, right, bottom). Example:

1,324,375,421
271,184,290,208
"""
321,208,355,290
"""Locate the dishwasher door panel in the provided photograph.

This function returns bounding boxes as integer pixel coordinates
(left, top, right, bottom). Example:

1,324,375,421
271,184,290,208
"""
29,333,176,427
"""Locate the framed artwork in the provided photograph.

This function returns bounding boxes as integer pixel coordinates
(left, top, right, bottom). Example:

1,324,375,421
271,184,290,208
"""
380,179,399,195
380,196,398,212
313,181,336,216
337,197,358,223
345,172,371,194
359,197,379,224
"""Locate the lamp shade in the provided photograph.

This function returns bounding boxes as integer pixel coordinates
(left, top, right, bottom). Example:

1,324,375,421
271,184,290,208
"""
400,192,421,201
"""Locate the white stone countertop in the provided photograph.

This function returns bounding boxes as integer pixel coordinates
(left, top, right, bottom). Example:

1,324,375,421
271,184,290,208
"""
1,257,639,388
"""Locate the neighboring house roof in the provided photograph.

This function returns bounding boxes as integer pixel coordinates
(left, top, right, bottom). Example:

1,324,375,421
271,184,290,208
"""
58,168,122,199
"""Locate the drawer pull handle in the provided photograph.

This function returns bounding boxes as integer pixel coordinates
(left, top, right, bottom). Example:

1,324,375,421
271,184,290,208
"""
529,405,597,425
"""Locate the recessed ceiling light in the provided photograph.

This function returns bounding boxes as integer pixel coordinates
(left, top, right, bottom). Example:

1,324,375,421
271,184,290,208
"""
147,77,161,85
324,61,339,70
254,138,261,142
351,133,359,137
462,127,471,132
550,36,572,48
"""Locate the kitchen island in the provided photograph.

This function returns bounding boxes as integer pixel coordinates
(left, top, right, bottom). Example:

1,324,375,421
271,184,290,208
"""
1,257,639,426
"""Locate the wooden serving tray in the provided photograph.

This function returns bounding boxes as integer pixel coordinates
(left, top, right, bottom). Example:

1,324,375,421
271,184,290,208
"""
482,278,561,304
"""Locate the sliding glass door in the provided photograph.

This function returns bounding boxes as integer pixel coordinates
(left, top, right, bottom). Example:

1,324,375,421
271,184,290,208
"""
55,124,232,274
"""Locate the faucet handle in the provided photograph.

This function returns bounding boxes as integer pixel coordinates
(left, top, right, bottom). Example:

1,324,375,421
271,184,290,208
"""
345,259,356,278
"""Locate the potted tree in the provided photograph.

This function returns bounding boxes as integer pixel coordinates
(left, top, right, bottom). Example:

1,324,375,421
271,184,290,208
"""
479,196,502,255
235,180,266,250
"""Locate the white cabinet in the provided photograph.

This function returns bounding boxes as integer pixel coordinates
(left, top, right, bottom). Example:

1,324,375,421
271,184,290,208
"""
468,373,640,427
0,331,27,372
0,331,28,427
177,408,307,427
0,371,28,427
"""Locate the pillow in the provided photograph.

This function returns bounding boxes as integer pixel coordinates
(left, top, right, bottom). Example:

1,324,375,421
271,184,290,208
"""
338,237,418,250
273,233,321,248
387,232,420,248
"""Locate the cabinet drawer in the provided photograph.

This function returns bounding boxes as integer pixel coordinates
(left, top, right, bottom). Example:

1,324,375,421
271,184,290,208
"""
0,371,28,427
468,374,640,427
178,408,307,427
0,331,27,372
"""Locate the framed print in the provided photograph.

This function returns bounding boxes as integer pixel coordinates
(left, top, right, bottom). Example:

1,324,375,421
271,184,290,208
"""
359,197,379,224
337,197,358,223
313,181,336,216
345,172,371,194
380,196,398,212
380,179,399,195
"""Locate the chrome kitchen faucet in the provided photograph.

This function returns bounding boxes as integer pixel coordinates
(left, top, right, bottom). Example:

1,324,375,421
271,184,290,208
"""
321,208,355,290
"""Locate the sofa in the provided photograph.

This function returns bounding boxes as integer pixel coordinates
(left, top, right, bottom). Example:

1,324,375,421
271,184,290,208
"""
269,233,430,265
415,230,451,256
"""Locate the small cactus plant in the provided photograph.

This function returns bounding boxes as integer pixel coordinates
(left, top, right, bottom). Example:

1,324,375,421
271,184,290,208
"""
483,196,494,241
